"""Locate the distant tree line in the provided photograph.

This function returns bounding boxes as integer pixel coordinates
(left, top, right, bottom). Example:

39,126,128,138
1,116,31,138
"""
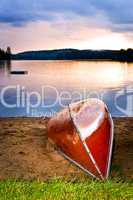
13,48,133,62
0,47,11,60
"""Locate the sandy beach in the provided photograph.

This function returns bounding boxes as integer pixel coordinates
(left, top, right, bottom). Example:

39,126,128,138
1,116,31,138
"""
0,117,132,181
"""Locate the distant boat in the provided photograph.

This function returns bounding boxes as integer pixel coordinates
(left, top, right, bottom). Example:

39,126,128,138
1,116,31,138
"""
47,98,114,180
10,71,28,75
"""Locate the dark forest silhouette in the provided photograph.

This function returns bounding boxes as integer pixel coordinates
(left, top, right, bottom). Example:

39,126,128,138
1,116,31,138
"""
0,47,11,60
1,47,133,62
13,48,133,62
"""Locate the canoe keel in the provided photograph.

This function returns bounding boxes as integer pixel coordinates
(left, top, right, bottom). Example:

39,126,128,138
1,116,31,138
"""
47,98,114,180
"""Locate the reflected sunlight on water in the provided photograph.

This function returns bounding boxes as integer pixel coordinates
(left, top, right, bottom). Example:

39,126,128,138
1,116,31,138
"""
0,60,133,117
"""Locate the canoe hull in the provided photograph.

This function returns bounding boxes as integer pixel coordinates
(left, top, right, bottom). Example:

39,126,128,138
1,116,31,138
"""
47,99,114,180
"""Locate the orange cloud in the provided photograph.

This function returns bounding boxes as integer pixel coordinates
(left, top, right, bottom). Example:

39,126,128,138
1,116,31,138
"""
0,19,133,53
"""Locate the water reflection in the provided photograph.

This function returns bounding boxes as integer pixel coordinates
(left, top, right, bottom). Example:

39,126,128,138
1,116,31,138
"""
0,60,133,117
0,60,11,77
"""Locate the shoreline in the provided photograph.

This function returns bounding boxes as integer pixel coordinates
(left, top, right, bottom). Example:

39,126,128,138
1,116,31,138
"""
0,117,132,181
2,58,133,63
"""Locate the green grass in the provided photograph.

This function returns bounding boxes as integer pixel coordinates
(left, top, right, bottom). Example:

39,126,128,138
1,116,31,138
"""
0,179,132,200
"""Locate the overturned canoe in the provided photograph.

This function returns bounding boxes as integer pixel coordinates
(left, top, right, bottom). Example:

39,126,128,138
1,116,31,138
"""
47,98,114,180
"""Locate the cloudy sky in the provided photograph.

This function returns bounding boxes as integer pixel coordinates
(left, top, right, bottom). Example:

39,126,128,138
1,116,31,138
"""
0,0,133,53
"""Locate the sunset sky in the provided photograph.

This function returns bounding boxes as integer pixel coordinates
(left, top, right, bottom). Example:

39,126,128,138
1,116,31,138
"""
0,0,133,53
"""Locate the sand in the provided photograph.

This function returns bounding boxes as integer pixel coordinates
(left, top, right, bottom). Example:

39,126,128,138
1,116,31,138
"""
0,117,132,181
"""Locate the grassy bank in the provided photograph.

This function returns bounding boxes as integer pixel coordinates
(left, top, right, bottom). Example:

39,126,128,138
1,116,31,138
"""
0,179,132,200
0,118,132,199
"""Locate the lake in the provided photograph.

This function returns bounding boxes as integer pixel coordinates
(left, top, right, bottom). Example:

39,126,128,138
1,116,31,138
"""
0,60,133,117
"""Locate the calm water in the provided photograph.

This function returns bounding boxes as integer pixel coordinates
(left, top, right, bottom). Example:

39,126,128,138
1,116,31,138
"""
0,60,133,117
